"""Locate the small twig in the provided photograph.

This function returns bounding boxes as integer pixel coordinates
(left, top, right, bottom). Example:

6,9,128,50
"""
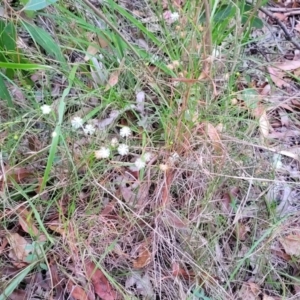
283,10,300,17
268,7,300,12
260,6,300,49
246,0,300,50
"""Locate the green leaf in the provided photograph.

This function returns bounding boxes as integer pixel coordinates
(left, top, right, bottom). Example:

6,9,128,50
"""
0,62,51,70
241,88,260,109
0,73,13,108
39,263,48,270
252,17,264,29
0,20,16,52
23,0,58,11
213,5,235,23
21,21,66,63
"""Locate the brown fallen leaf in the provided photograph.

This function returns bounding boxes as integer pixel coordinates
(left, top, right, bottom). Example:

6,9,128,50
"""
104,58,125,91
100,201,117,217
96,34,109,49
280,234,300,256
46,221,66,237
0,167,34,190
220,192,232,213
236,222,250,241
67,281,89,300
259,110,271,138
260,84,271,96
274,60,300,71
133,245,151,269
85,259,117,300
206,122,224,155
104,70,120,91
271,248,291,261
7,233,31,262
17,207,40,238
238,282,260,300
84,44,99,61
267,66,289,88
268,60,300,88
273,12,287,21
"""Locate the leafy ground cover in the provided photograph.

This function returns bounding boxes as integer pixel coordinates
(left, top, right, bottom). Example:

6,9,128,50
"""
1,0,300,299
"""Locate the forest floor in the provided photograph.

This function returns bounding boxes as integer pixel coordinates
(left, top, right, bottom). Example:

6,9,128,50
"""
1,0,300,299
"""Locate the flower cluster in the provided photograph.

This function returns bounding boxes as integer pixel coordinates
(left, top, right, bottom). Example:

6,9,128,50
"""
70,116,96,136
41,102,172,173
94,125,153,171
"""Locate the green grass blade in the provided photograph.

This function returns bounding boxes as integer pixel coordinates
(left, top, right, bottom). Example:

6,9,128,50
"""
104,0,161,48
0,73,13,108
0,62,51,69
21,21,66,64
0,262,37,300
9,180,55,244
23,0,58,11
226,217,286,287
40,65,78,191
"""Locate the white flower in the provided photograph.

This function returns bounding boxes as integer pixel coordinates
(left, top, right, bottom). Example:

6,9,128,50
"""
51,131,57,138
120,126,132,138
95,147,110,159
143,152,152,162
163,10,179,24
71,116,84,129
41,104,51,115
118,144,129,156
83,124,96,135
150,54,159,63
171,12,179,22
134,157,146,170
159,164,169,171
136,91,145,103
111,137,119,147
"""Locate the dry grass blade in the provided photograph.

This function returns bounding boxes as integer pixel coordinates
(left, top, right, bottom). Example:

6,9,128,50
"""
163,209,187,229
161,169,175,206
49,263,64,299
